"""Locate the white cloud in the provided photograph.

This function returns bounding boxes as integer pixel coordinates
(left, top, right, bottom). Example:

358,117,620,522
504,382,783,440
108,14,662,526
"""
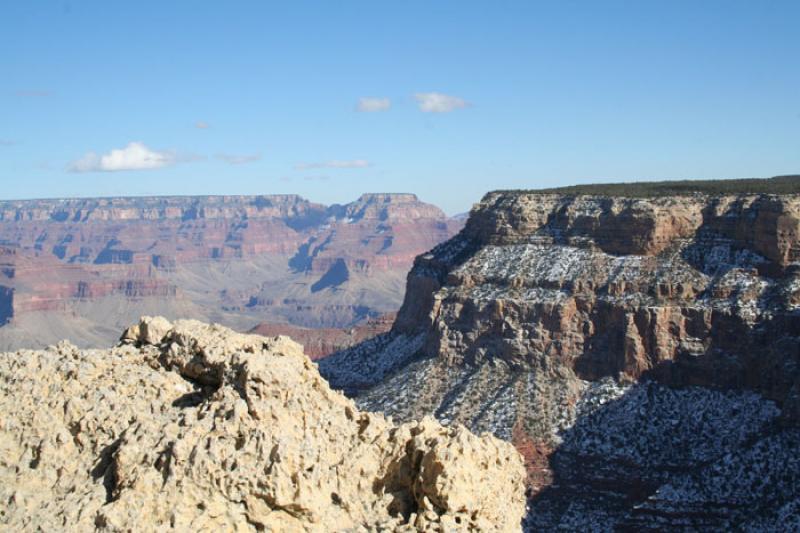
0,139,17,146
356,97,391,112
216,152,262,165
69,142,176,172
195,121,210,129
414,92,469,113
294,159,370,170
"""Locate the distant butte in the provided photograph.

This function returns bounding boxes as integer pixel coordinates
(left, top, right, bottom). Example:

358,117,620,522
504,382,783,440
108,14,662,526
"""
0,193,463,350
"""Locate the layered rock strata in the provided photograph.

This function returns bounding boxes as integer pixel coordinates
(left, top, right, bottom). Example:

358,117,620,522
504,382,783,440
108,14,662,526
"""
250,313,395,359
0,193,462,349
320,183,800,529
0,317,525,531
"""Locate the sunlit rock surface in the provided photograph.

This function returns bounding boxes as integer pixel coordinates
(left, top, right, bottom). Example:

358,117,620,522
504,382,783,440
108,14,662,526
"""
321,183,800,529
0,193,462,350
0,317,525,532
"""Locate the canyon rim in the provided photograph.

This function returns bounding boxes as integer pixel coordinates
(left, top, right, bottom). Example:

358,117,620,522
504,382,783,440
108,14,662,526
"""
322,176,800,530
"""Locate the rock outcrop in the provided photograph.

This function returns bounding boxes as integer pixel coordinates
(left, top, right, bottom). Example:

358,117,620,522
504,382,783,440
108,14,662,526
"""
0,317,525,531
320,178,800,529
0,194,462,350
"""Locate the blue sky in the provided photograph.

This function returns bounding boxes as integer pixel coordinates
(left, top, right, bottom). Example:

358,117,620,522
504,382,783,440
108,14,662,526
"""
1,1,798,214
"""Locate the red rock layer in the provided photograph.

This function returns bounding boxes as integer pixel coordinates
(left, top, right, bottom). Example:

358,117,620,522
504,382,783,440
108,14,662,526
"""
0,194,462,346
250,313,395,359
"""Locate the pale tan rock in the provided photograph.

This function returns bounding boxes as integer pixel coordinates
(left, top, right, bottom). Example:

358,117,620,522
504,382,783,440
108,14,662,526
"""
0,317,526,532
138,315,173,344
463,192,800,264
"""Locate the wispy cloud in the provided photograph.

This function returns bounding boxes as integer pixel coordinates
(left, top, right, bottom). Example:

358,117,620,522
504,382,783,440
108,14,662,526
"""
15,90,52,98
69,142,177,172
195,121,210,129
414,92,469,113
216,152,262,165
0,139,17,146
356,97,391,112
295,159,370,170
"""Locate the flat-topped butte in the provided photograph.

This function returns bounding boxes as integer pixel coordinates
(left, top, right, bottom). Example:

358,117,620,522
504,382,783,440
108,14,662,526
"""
492,174,800,197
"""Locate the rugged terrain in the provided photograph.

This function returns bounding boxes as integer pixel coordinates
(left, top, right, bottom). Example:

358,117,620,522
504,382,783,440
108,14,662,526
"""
0,317,525,531
320,176,800,529
0,194,461,350
250,313,396,359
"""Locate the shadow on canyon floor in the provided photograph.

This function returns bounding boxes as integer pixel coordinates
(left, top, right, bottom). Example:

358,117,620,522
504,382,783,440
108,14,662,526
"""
524,376,800,531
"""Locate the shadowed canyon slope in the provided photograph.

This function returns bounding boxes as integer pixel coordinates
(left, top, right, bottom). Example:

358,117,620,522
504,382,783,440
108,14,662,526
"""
321,176,800,530
0,193,462,350
250,313,396,359
0,317,525,531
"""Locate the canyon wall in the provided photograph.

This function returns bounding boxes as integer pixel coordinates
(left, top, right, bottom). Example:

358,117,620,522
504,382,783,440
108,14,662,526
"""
0,285,12,325
0,194,461,349
250,313,395,359
321,181,800,529
395,193,800,405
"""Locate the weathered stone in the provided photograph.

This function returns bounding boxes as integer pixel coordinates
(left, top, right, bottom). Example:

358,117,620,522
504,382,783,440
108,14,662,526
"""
137,314,172,344
0,317,525,532
320,189,800,529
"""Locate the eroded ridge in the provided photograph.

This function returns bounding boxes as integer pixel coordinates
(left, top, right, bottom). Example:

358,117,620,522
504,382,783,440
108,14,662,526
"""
320,188,800,529
0,316,525,532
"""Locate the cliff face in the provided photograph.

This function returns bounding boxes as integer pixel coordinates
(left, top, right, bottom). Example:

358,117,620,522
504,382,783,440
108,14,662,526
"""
0,194,462,349
398,193,800,402
320,188,800,529
250,313,395,359
0,317,526,532
0,285,12,325
0,194,456,268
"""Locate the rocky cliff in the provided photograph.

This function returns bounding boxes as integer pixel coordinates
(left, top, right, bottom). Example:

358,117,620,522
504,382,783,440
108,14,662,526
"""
320,177,800,530
0,317,525,531
0,194,462,349
250,313,395,359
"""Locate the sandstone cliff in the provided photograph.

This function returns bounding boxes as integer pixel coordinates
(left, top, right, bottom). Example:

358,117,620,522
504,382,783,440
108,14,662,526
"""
320,178,800,529
250,313,395,359
0,193,462,350
0,317,525,531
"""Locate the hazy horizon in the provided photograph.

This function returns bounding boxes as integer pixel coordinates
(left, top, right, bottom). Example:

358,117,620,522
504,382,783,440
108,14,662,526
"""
2,1,799,214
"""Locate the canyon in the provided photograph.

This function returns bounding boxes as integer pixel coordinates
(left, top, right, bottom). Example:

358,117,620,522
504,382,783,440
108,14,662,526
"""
250,313,396,359
4,176,800,530
0,194,461,351
321,176,800,530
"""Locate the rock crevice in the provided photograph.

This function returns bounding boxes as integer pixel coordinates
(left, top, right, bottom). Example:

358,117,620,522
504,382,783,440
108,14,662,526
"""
0,317,526,531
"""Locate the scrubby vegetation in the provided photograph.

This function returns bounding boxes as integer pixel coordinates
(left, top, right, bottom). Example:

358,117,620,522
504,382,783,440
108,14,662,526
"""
499,174,800,197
